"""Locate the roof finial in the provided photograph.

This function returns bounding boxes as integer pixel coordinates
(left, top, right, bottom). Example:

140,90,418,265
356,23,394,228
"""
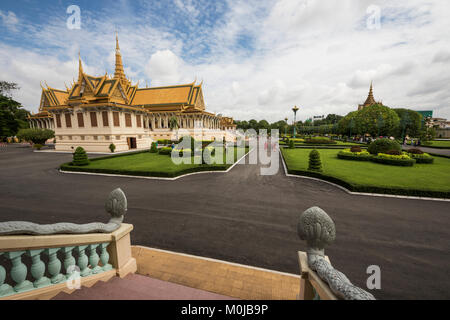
114,32,126,81
78,51,84,83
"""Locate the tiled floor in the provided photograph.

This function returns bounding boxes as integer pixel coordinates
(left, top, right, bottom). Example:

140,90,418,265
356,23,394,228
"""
132,246,300,300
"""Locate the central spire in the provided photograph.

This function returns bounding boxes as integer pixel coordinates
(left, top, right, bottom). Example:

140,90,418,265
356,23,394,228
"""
114,33,126,81
364,81,376,106
78,51,84,83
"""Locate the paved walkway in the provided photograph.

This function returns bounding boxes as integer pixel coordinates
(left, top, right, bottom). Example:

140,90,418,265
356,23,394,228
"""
403,145,450,156
0,144,449,299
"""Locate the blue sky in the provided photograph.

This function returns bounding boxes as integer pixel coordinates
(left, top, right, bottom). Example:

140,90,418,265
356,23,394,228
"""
1,0,449,121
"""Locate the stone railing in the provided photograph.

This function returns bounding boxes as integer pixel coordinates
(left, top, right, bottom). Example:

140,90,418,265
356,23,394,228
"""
297,207,376,300
0,189,136,300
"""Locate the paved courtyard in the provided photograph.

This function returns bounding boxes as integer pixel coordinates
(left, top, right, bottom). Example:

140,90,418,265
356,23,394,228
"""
0,145,449,299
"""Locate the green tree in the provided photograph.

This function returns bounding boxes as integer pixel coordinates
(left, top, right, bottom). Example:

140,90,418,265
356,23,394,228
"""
393,108,423,138
338,111,358,136
353,104,400,137
0,95,30,140
17,128,54,145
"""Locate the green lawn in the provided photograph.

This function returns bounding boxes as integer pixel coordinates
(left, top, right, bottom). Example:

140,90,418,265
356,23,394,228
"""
61,147,248,178
281,148,450,196
422,140,450,148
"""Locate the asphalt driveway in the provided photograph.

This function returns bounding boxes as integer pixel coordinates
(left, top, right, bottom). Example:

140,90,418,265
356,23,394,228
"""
0,145,449,299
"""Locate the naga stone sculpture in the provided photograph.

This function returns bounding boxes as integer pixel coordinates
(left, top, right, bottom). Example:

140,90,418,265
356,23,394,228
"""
0,188,127,235
298,206,376,300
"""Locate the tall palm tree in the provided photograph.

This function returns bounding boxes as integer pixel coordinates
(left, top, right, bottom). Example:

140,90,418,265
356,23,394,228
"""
169,116,179,141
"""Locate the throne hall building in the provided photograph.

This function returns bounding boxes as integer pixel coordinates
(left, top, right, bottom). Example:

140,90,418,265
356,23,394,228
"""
28,36,237,152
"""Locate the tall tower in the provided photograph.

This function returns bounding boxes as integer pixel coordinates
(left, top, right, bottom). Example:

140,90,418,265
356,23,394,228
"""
114,33,126,82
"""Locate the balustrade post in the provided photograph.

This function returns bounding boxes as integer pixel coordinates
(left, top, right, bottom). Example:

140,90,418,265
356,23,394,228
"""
62,246,76,278
0,252,14,297
27,249,51,288
87,244,102,274
4,251,34,292
75,245,92,277
99,243,112,271
44,248,65,284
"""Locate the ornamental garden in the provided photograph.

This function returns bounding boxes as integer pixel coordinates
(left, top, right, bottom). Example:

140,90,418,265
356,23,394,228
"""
281,137,450,199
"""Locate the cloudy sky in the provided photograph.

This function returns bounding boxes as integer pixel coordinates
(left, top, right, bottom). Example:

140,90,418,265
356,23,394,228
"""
0,0,449,122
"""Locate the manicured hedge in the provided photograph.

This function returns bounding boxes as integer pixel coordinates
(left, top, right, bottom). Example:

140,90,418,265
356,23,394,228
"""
60,163,230,178
409,153,434,164
304,137,337,145
337,150,372,161
286,168,450,199
371,154,415,167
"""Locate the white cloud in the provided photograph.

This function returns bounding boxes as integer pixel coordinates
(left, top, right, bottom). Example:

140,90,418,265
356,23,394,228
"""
2,0,450,121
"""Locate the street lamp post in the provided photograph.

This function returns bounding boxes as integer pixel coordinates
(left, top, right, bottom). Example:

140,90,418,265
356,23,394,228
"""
284,117,288,139
292,106,299,138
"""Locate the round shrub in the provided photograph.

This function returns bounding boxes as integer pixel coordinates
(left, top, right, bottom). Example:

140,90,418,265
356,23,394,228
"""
73,147,89,166
308,149,322,172
33,144,43,150
289,140,295,149
109,143,116,153
150,142,158,153
350,146,362,153
368,138,401,155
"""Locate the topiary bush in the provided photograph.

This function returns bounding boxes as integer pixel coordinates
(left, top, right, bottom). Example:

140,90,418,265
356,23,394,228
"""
368,138,401,155
150,142,158,153
73,147,89,166
109,143,116,153
289,140,295,149
308,149,322,172
17,128,55,145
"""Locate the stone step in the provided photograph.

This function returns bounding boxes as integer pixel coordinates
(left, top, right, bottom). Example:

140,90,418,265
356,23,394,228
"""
53,273,237,300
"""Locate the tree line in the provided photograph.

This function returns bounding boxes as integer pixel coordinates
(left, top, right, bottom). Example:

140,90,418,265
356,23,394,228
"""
235,106,434,140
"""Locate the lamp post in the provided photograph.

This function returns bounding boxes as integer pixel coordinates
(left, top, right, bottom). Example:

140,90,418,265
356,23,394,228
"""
284,117,288,139
292,106,299,138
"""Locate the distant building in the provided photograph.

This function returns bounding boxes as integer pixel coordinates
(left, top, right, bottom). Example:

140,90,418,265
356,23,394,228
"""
357,82,383,111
